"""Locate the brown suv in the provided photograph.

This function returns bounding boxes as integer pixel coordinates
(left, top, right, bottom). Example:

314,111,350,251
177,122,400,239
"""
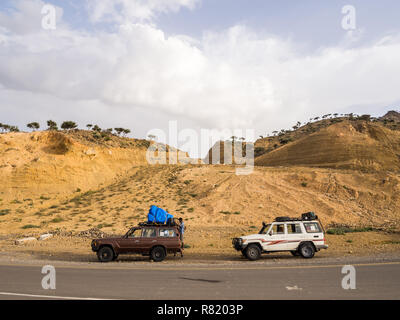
91,224,182,262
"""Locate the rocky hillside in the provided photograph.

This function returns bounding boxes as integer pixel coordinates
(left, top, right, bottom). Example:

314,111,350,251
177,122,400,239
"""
381,110,400,122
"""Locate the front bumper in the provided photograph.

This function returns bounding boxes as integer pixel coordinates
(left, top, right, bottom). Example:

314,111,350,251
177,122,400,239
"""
232,238,244,251
91,241,99,252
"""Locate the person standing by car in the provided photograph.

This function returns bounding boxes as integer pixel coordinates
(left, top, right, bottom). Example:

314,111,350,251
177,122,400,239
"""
178,217,185,257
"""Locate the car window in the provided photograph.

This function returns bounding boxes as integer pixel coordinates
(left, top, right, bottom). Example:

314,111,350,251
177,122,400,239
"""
142,228,157,237
271,224,285,235
304,222,322,233
127,229,141,238
260,224,271,234
159,229,176,237
287,223,302,234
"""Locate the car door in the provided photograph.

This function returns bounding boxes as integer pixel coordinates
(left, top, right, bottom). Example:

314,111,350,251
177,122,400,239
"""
139,228,158,253
116,228,143,253
285,222,305,250
264,223,287,251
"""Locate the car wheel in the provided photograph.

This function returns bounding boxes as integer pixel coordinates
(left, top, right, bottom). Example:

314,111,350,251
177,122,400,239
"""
151,246,166,262
112,254,119,261
299,243,315,259
245,244,261,261
97,246,114,262
290,250,299,256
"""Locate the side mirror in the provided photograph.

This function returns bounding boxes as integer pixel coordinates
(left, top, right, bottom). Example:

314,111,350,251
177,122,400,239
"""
268,231,273,236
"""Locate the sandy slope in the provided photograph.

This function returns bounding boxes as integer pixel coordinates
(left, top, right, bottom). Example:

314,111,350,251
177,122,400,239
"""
0,164,399,236
0,131,151,202
255,120,400,171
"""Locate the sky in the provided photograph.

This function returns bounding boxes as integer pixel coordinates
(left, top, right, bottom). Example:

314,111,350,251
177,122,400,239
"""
1,0,400,157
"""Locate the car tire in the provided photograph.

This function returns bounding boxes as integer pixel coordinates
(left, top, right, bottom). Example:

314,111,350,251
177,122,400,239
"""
151,246,166,262
97,246,114,262
112,254,119,261
245,244,261,261
290,250,299,256
299,243,315,259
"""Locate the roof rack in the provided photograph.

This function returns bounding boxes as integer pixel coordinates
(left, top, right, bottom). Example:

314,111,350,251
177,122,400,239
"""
274,212,318,222
137,222,177,227
274,217,302,222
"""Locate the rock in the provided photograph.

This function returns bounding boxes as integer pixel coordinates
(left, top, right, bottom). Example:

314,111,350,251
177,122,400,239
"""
78,228,107,238
15,237,37,245
39,233,53,241
84,148,96,156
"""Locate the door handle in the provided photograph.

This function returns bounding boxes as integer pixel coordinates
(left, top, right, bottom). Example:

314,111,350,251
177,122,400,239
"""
313,235,319,238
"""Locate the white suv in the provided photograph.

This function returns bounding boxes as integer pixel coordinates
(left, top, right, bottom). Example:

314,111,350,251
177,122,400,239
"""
232,213,328,260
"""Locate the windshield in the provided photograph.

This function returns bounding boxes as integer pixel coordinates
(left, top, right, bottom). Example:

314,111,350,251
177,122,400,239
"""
125,228,141,238
259,224,271,234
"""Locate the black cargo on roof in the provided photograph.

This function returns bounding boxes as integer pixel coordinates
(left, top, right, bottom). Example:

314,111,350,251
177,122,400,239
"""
274,212,318,222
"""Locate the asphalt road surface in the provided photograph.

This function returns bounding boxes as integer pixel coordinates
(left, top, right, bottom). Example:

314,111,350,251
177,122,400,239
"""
0,262,399,299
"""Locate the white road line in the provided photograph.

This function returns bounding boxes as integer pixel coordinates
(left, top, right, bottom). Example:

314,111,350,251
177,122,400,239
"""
0,292,111,300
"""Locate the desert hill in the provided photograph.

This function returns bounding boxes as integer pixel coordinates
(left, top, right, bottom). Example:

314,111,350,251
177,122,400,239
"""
205,113,400,170
0,130,187,203
255,120,400,171
203,140,251,164
381,110,400,122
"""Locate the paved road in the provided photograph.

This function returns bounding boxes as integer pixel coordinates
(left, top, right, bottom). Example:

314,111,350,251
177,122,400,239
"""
0,262,399,299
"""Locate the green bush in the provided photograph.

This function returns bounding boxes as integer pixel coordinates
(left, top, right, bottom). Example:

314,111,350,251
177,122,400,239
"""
21,224,40,229
97,223,113,229
327,226,373,235
0,209,11,216
50,217,64,223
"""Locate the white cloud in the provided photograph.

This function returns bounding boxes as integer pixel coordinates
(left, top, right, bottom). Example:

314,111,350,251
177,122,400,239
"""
86,0,200,23
1,1,400,143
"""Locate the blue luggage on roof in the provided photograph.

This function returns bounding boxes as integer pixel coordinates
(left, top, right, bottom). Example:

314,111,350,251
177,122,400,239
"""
147,205,173,224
